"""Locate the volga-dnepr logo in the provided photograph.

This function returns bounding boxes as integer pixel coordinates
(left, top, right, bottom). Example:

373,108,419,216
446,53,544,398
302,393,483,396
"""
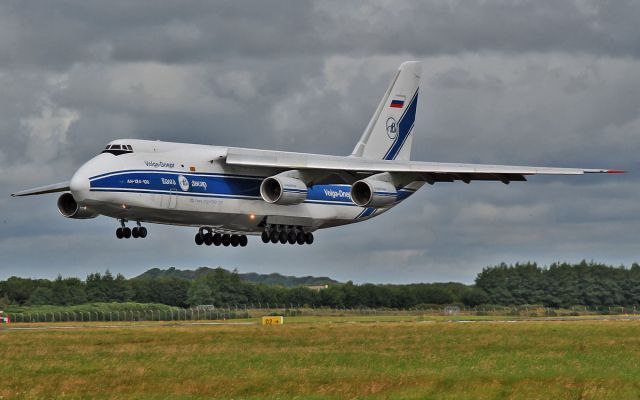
178,175,190,191
386,117,397,139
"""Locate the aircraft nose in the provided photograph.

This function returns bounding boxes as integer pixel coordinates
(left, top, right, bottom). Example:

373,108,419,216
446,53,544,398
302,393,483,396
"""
69,170,90,201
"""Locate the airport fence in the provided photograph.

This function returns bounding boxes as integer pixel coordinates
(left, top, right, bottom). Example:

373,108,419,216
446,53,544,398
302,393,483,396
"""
4,303,640,324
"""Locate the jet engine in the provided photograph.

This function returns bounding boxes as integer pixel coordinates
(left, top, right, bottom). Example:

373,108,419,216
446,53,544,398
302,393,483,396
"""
351,178,397,208
57,193,99,219
260,176,308,205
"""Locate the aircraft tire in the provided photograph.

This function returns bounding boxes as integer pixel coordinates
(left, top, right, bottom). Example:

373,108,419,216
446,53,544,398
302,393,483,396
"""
261,231,270,243
287,231,296,244
305,232,314,245
222,234,231,247
195,233,204,245
278,231,287,244
123,227,132,239
116,228,124,239
139,227,147,238
296,232,305,245
270,231,279,243
212,233,222,246
239,235,248,247
132,227,139,238
203,233,213,246
230,235,240,247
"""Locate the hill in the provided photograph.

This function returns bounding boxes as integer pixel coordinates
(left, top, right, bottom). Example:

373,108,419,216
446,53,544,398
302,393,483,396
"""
134,267,340,287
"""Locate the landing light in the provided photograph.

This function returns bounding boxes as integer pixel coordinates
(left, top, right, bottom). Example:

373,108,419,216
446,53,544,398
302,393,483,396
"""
249,214,256,220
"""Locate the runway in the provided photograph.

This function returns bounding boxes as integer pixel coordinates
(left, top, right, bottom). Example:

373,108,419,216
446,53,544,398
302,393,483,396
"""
0,321,257,331
2,315,640,331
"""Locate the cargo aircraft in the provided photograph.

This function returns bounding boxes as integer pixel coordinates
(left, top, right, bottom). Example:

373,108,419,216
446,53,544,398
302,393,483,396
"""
11,61,624,247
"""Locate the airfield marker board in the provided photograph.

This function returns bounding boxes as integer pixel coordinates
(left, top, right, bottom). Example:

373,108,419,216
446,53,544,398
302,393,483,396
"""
262,316,283,325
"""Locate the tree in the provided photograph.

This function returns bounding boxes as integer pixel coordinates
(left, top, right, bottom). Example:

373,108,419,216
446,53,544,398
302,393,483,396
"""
27,287,55,305
188,280,213,306
461,288,489,307
0,293,10,309
110,274,133,302
51,276,87,305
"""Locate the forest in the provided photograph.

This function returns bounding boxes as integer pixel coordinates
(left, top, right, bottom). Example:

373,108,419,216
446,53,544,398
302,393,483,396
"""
0,261,638,309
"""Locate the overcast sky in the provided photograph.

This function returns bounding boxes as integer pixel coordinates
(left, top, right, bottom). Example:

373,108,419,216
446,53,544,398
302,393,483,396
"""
0,0,638,284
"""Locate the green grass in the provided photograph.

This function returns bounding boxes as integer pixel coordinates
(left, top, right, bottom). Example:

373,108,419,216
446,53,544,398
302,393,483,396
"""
2,320,640,399
4,302,183,314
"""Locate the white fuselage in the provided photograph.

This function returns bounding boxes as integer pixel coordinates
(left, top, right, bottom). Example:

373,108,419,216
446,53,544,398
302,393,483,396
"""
70,139,422,234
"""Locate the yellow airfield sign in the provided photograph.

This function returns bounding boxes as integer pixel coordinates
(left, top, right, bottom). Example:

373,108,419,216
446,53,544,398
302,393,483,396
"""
262,316,284,325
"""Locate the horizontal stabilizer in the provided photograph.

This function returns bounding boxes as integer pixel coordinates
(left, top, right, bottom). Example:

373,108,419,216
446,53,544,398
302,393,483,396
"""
11,181,70,197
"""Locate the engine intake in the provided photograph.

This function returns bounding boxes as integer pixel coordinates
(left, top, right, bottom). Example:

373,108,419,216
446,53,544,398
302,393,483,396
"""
351,179,397,208
260,176,308,205
57,193,98,219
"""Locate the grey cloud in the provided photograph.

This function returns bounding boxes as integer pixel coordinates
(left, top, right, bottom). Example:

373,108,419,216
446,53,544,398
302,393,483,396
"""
0,1,638,283
3,1,640,73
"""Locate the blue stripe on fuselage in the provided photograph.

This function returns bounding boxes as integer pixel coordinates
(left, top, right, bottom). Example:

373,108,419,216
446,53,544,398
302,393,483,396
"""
89,170,419,207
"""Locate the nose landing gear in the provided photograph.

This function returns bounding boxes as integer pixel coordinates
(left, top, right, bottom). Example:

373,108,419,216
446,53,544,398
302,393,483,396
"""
116,220,147,239
132,222,147,238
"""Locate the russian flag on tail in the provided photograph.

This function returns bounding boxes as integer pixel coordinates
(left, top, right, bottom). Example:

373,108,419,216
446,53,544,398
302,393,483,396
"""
390,96,405,108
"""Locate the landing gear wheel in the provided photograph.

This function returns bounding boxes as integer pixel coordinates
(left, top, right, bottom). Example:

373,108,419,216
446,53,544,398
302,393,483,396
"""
287,231,297,245
212,233,222,246
296,231,305,245
195,233,204,245
116,228,124,239
222,234,231,247
239,235,248,247
270,231,279,244
278,231,287,244
139,227,147,238
305,232,314,245
261,231,270,243
132,227,140,238
230,235,240,247
203,232,213,246
123,227,132,239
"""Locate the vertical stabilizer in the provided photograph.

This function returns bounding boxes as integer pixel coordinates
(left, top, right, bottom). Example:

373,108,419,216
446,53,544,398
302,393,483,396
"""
351,61,421,161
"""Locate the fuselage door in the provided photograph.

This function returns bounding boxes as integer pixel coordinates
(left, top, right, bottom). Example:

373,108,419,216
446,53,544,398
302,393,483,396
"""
167,189,178,209
160,189,178,209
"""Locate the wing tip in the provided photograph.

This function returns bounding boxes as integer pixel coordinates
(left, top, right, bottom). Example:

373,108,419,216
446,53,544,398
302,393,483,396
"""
584,169,627,174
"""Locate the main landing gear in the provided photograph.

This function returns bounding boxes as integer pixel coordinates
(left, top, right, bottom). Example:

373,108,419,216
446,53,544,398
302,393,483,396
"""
116,220,147,239
195,228,248,248
261,225,314,245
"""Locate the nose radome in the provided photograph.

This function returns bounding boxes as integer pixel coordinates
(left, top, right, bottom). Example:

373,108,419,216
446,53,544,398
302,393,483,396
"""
69,170,90,201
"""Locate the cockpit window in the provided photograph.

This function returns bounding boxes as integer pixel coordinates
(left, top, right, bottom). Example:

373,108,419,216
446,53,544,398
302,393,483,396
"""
101,143,134,156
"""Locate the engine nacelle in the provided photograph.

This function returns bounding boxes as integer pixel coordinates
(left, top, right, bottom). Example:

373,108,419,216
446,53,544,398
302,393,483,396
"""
260,176,308,205
57,193,99,219
351,179,397,208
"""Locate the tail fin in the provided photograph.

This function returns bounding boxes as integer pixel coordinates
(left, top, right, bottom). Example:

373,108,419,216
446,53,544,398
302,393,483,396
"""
351,61,421,161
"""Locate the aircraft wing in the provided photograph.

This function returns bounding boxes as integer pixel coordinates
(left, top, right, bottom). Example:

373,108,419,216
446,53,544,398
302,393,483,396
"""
11,181,70,197
225,148,623,184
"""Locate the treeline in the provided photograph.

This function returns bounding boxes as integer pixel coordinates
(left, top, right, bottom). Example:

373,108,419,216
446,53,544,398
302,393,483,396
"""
0,268,485,308
137,267,338,287
1,262,639,309
476,261,640,308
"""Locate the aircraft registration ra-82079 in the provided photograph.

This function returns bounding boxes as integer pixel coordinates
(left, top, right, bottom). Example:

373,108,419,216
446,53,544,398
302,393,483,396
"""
12,61,624,248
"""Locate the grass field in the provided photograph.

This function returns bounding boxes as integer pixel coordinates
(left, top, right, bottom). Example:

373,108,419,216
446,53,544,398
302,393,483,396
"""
2,318,640,399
